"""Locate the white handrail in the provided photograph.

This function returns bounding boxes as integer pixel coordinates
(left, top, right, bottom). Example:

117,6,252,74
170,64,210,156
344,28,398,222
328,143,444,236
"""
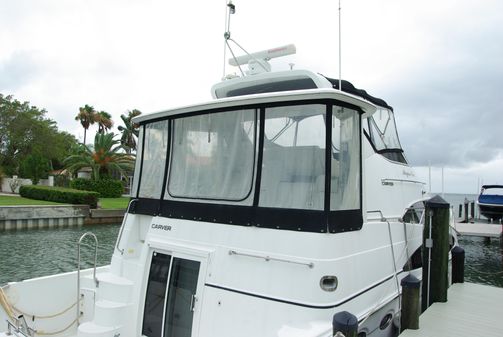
76,232,98,326
116,199,135,255
228,249,314,269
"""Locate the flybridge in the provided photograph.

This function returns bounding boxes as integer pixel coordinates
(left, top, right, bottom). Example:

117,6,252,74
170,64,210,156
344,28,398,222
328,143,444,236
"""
220,44,393,109
213,67,393,112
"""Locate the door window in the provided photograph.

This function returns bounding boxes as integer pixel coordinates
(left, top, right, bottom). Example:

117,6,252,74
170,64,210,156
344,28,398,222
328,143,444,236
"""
142,252,201,337
142,252,171,337
163,258,200,337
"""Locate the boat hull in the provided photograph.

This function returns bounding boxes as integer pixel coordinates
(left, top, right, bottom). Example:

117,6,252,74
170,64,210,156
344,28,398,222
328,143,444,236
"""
478,203,503,221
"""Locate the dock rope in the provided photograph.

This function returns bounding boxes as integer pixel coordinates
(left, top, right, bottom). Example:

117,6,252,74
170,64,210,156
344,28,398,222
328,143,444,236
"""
11,301,77,320
0,286,80,336
35,318,78,336
1,286,77,320
0,287,15,320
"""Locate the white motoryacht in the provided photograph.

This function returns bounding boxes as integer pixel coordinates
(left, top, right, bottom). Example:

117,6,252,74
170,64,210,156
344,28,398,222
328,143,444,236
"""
0,45,428,337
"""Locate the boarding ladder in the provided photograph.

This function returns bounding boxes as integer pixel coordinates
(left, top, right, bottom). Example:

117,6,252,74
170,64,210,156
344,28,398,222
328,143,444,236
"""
77,232,99,326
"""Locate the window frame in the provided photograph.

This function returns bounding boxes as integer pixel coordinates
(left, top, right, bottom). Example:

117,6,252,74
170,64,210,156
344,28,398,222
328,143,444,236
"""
366,108,408,164
259,103,327,210
165,108,259,203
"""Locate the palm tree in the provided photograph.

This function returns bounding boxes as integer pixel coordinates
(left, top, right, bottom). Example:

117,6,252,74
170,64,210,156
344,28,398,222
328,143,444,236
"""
118,109,142,154
64,133,134,180
75,105,96,144
95,111,113,134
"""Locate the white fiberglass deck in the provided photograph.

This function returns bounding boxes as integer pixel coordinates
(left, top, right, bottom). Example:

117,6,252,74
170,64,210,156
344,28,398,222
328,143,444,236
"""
453,222,502,238
400,282,503,337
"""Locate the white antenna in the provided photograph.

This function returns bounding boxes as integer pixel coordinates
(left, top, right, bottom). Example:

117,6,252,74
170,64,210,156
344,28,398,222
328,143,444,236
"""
338,0,342,91
441,166,444,197
428,161,432,194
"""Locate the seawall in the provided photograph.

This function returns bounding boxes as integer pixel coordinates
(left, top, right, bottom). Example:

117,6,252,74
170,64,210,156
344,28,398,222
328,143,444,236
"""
0,205,124,231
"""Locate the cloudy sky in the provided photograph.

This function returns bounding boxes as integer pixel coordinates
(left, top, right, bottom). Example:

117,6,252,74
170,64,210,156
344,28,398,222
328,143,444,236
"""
1,0,502,194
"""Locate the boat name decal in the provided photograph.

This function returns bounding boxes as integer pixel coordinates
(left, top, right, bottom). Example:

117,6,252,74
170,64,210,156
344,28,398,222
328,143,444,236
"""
151,224,172,231
402,170,415,177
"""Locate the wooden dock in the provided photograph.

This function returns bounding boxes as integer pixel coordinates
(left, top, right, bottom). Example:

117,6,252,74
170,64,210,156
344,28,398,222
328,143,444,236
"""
453,222,502,238
400,282,503,337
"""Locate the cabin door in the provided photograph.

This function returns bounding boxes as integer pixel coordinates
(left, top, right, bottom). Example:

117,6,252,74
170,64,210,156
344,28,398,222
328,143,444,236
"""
142,251,205,337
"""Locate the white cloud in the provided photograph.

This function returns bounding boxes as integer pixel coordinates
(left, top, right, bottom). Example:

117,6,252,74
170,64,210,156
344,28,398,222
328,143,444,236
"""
1,0,502,192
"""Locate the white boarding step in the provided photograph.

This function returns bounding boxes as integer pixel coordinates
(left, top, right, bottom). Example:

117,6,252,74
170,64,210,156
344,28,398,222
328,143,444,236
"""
94,300,129,326
95,273,133,303
77,322,121,337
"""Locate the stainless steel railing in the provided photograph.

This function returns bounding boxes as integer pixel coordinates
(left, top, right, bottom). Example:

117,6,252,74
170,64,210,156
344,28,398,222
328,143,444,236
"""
76,232,98,326
6,315,36,337
115,199,136,255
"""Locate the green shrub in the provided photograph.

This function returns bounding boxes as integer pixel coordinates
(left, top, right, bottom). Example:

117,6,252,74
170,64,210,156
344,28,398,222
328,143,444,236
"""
19,185,99,208
70,178,94,191
70,178,124,198
19,153,50,185
54,174,71,188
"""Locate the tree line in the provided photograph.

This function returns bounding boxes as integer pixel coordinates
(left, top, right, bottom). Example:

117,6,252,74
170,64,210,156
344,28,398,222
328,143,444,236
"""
0,93,141,185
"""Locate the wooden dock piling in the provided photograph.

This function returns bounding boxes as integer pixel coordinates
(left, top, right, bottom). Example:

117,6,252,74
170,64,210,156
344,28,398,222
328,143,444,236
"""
422,195,450,312
451,246,465,284
400,274,420,331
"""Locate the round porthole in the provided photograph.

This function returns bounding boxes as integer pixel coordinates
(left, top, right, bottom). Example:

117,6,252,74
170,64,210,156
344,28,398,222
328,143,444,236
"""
319,276,338,292
379,313,393,330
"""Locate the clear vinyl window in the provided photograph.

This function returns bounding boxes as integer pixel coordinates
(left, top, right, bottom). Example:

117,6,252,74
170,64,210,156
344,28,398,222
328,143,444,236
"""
331,106,360,210
368,108,407,163
368,108,401,150
138,120,169,199
131,126,144,197
259,104,326,210
167,109,256,201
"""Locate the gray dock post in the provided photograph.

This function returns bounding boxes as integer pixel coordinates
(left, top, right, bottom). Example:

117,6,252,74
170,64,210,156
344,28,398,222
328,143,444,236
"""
422,195,450,312
451,246,465,283
332,311,358,337
463,199,469,223
458,204,462,218
470,201,475,221
401,274,420,331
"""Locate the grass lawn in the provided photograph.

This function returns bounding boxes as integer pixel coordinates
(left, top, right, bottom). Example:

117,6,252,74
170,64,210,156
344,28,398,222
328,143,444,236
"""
99,197,130,209
0,195,130,209
0,195,63,206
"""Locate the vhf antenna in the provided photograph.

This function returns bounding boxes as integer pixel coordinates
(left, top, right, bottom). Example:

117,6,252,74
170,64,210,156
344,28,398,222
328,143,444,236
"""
223,1,247,78
338,0,342,91
222,1,268,78
222,1,236,78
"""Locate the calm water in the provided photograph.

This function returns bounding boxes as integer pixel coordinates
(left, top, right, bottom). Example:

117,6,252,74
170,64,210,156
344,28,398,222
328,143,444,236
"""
435,193,503,287
0,211,501,287
0,224,121,285
460,236,503,287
